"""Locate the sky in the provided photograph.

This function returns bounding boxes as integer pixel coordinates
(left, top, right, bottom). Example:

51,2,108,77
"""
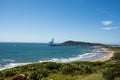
0,0,120,44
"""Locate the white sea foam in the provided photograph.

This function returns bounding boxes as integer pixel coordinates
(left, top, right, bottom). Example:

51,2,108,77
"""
39,52,100,63
0,48,106,71
39,48,107,63
0,63,31,71
2,59,15,62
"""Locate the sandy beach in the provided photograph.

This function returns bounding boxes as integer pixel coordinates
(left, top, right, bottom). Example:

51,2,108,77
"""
91,48,115,62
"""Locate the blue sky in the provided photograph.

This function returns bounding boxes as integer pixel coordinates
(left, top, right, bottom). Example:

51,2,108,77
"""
0,0,120,44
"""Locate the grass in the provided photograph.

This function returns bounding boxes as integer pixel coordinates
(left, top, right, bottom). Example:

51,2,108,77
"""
0,62,105,80
42,72,103,80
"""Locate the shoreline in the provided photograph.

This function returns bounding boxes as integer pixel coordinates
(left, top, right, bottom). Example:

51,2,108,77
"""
0,47,115,71
91,48,115,62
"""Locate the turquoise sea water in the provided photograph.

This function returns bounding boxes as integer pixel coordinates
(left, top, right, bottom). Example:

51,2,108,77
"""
0,43,107,70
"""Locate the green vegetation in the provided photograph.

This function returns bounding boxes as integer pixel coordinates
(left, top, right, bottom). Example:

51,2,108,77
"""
102,49,120,80
0,47,120,80
59,40,104,46
103,64,120,80
0,62,105,80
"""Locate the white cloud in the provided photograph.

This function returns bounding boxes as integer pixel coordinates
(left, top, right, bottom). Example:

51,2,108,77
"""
102,27,117,30
102,21,112,26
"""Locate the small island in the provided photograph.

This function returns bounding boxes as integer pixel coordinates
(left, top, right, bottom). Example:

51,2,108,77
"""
58,40,104,46
49,40,105,47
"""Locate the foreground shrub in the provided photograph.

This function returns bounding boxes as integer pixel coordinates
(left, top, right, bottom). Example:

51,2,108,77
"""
112,51,120,63
44,62,60,70
103,64,120,80
61,64,76,75
30,68,49,80
0,72,4,80
61,63,93,75
4,69,18,77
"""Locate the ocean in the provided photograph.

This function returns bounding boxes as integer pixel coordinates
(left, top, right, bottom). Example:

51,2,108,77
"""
0,43,107,70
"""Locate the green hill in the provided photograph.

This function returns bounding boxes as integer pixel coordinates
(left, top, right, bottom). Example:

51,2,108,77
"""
59,40,104,46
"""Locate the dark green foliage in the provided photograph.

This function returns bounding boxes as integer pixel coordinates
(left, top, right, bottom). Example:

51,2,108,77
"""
0,71,4,77
101,63,113,68
61,64,76,75
103,64,120,80
0,62,102,79
20,63,44,72
30,68,49,80
112,51,120,63
4,69,18,77
0,72,4,80
44,62,60,70
102,49,120,80
61,63,93,75
81,65,93,73
0,61,117,80
30,71,43,80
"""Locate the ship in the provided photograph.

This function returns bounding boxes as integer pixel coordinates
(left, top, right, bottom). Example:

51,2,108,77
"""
49,38,54,46
49,38,59,46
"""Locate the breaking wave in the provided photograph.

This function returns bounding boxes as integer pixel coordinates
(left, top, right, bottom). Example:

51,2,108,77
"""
39,52,105,63
2,59,15,62
0,63,31,71
0,48,107,71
